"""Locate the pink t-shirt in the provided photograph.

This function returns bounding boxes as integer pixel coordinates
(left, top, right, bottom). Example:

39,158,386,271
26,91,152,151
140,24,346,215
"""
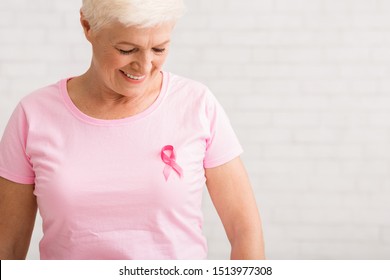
0,72,243,259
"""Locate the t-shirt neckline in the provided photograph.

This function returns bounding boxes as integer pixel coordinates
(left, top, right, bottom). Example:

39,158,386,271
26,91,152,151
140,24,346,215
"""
60,71,169,126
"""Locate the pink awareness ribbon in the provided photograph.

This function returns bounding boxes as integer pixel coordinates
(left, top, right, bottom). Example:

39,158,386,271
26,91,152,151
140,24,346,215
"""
161,145,183,181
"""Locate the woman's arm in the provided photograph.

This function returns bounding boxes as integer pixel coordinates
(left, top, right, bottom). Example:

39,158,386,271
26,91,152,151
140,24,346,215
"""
205,157,265,259
0,177,37,259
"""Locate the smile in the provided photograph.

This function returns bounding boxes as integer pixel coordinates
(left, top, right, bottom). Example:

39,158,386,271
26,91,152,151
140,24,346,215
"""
120,70,146,81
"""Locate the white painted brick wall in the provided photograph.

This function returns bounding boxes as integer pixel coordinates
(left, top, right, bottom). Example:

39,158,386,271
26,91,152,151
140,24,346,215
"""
1,0,389,259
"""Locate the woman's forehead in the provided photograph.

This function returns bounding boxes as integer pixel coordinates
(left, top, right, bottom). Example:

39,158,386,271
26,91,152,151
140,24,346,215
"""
101,22,174,46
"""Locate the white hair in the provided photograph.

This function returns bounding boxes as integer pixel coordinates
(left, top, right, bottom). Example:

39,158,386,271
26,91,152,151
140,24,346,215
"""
81,0,186,31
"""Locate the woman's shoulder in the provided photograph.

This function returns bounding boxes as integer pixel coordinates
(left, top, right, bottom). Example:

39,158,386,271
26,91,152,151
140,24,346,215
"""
19,79,66,109
166,72,219,108
167,72,211,95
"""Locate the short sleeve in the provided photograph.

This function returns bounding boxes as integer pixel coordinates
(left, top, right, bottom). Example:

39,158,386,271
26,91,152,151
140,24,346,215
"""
203,91,243,169
0,103,35,184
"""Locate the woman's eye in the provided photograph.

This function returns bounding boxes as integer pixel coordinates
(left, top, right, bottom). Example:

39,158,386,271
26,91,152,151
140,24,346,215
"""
118,48,166,55
119,49,136,55
153,48,166,54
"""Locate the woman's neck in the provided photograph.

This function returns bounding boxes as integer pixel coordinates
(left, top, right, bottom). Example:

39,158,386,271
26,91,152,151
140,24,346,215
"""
67,68,162,120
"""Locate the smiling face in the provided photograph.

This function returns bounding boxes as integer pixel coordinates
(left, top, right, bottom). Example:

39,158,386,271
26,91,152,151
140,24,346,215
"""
83,20,174,99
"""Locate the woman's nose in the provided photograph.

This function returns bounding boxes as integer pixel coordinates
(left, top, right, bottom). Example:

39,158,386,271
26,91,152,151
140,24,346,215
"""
131,51,152,73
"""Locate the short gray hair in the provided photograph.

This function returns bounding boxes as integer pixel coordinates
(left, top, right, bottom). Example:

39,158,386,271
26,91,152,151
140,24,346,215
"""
81,0,186,31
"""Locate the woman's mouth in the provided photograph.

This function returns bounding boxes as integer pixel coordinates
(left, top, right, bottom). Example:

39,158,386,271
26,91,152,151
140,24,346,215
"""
120,70,146,81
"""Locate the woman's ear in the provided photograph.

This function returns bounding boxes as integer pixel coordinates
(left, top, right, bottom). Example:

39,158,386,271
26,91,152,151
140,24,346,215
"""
80,10,93,41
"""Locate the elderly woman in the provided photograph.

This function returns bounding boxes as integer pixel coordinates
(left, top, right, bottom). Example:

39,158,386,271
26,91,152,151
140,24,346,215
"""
0,0,265,260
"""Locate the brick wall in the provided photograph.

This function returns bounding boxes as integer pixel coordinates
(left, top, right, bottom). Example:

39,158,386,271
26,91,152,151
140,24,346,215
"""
1,0,389,259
